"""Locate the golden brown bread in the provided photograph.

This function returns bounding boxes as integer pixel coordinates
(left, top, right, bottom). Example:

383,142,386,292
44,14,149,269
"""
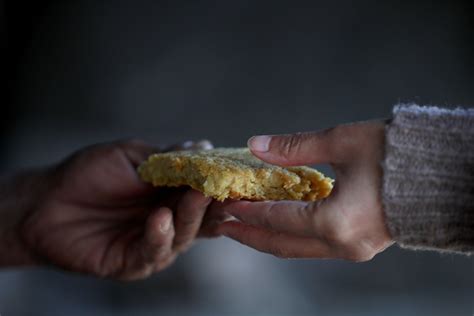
138,148,333,201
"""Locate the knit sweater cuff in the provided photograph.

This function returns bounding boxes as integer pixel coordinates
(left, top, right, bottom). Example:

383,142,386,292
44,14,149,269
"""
382,104,474,254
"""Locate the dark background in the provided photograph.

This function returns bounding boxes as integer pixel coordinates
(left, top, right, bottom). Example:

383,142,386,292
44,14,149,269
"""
1,0,473,315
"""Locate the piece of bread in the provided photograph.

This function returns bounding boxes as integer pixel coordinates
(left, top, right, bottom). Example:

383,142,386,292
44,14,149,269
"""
138,148,333,201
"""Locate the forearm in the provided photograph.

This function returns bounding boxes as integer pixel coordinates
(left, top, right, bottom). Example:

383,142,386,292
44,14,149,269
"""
383,104,474,254
0,169,49,267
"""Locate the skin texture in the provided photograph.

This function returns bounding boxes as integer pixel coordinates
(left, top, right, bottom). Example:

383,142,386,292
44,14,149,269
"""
215,121,395,262
0,139,217,280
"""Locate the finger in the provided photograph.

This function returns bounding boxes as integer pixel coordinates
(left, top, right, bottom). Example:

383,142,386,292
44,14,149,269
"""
142,206,175,264
198,200,234,238
163,141,195,152
219,200,329,238
119,139,158,167
163,139,214,152
192,139,213,150
119,207,174,281
218,221,332,258
153,253,178,273
247,130,335,166
173,189,212,251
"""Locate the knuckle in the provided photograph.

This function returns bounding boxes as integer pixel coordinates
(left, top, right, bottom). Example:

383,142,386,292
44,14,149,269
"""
102,144,124,159
155,254,177,272
178,212,200,229
325,125,354,159
305,203,324,236
276,134,303,160
143,245,165,264
319,208,382,262
116,139,152,157
263,233,291,259
336,235,381,262
261,203,278,228
326,125,345,139
319,208,352,246
173,233,187,244
152,247,172,264
122,138,147,147
173,236,193,251
328,228,354,248
343,246,377,262
145,232,172,258
271,246,291,259
323,218,355,249
179,215,197,227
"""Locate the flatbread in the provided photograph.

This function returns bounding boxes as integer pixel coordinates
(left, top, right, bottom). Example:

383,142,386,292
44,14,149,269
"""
138,148,333,201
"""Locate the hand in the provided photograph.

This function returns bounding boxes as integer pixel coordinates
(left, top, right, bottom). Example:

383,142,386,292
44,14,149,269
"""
216,121,394,261
0,139,214,280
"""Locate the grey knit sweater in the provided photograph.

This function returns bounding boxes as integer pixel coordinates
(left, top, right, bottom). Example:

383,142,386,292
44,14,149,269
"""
383,104,474,255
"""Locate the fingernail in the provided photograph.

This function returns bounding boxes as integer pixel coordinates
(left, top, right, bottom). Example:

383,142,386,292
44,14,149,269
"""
181,141,194,149
196,140,213,150
248,136,271,152
159,217,172,233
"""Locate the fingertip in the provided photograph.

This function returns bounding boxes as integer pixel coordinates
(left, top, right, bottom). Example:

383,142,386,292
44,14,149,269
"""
248,135,271,153
159,213,172,234
142,207,175,265
184,189,212,206
251,131,335,166
195,139,213,150
148,207,174,237
248,135,294,166
181,140,195,149
172,189,212,251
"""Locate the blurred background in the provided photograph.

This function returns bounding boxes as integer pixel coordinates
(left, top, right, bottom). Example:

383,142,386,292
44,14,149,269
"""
2,0,473,315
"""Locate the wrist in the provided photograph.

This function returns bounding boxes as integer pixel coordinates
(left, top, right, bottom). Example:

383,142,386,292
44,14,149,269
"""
0,168,53,267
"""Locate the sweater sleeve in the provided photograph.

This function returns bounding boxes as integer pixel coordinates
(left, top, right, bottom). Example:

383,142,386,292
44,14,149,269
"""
382,104,474,255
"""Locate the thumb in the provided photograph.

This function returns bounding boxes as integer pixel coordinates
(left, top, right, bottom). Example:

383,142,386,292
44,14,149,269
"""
247,131,334,166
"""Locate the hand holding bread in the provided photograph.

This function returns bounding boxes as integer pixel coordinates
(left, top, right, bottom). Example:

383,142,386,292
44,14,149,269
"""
215,121,394,261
